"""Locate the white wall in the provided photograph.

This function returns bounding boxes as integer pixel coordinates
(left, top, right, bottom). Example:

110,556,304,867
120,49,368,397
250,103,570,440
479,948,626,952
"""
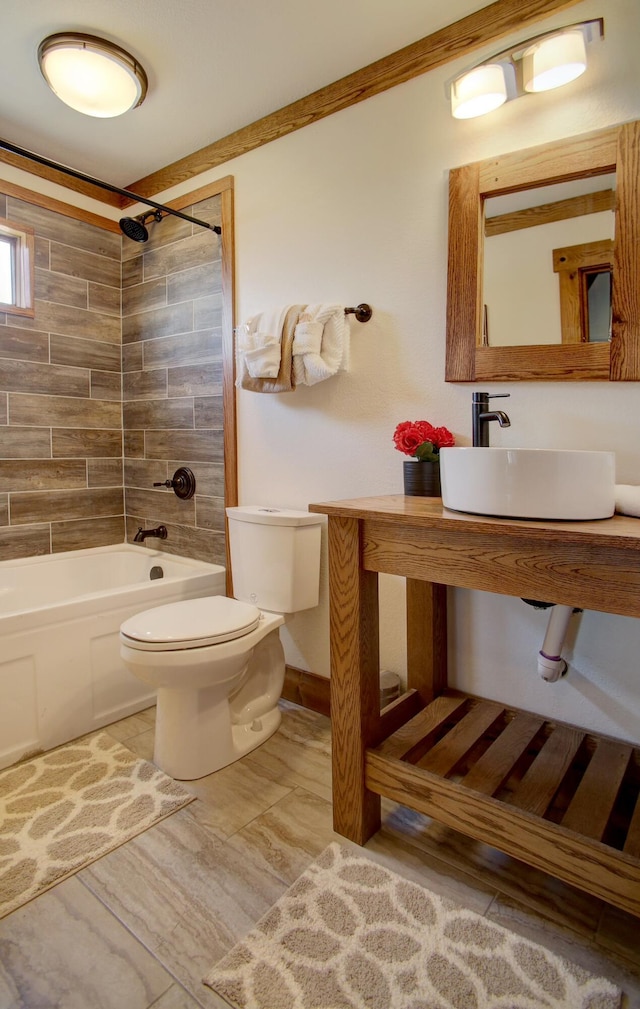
167,0,640,741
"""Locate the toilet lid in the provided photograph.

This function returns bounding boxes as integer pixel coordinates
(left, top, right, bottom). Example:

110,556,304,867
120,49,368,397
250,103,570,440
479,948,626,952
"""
120,596,261,651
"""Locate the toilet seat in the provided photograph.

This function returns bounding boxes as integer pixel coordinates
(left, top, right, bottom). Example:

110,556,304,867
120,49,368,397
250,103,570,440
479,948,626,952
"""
120,596,261,651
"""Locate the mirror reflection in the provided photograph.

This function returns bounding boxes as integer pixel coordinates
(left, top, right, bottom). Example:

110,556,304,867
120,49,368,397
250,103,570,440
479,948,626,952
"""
483,174,615,347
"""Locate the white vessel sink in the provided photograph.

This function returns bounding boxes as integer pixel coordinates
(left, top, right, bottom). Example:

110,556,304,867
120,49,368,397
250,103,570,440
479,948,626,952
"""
439,447,615,521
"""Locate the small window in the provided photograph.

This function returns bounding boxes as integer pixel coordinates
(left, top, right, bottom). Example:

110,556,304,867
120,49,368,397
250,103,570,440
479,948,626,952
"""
0,217,35,318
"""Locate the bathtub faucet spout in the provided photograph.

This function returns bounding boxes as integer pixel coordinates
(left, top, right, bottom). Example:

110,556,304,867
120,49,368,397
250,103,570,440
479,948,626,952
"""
134,525,168,543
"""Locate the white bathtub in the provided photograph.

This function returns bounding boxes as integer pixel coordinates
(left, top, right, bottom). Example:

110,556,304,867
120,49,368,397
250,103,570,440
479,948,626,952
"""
0,544,225,769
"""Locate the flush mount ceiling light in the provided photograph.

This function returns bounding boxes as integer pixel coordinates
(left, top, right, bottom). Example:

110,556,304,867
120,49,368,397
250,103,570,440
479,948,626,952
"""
38,32,148,118
446,19,603,120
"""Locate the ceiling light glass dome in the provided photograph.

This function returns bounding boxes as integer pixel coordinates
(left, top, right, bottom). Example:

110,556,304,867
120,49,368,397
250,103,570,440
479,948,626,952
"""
38,32,148,118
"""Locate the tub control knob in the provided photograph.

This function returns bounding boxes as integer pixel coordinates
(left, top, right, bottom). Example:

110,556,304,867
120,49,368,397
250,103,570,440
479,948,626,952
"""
153,467,196,500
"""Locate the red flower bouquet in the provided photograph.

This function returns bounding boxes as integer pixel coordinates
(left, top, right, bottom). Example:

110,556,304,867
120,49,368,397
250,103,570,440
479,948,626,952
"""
393,420,455,463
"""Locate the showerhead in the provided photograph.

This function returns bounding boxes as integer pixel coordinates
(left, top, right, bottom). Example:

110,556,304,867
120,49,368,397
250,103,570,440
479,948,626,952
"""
119,209,164,243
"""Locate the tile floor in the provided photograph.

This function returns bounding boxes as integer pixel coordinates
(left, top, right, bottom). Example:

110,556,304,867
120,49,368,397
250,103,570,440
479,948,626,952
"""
1,700,639,1009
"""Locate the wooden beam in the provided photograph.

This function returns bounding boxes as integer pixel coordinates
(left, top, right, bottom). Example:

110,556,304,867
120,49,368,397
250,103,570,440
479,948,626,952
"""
125,0,583,202
485,189,616,237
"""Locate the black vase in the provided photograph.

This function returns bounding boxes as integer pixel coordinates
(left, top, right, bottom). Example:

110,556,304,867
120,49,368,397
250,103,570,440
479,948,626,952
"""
403,459,441,497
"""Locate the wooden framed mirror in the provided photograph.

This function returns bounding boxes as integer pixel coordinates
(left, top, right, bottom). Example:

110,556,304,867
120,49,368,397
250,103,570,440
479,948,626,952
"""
446,120,640,381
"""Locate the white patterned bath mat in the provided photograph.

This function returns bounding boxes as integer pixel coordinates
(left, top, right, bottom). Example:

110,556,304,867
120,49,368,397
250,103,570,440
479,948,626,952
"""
0,730,194,918
205,842,621,1009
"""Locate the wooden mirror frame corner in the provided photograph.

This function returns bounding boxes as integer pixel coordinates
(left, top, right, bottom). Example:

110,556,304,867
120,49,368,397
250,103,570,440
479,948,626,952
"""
445,120,640,382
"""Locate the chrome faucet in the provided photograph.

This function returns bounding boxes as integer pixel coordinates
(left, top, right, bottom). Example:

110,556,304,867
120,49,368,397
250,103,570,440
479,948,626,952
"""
134,524,168,543
472,391,511,447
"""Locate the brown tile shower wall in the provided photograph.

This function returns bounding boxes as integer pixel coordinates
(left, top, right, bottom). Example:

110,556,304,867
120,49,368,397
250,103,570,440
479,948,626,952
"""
122,196,225,565
0,190,124,560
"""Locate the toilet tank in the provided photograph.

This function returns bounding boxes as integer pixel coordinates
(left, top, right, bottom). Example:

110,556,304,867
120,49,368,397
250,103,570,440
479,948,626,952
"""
226,506,323,613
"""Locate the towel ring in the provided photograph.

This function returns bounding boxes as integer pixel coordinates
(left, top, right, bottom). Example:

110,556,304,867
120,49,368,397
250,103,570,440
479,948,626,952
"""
344,303,372,323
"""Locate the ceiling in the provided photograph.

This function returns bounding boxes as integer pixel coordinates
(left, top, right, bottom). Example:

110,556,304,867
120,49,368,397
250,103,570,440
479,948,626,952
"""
0,0,489,190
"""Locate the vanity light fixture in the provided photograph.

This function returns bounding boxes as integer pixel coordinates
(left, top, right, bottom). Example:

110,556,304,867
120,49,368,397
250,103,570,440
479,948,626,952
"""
38,32,148,118
446,19,603,120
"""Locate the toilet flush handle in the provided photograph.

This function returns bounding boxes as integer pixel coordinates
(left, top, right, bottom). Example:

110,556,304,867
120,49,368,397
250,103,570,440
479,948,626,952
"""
153,466,196,500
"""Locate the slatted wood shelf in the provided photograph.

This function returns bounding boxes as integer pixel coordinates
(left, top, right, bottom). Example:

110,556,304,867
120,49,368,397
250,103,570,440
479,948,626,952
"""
365,692,640,916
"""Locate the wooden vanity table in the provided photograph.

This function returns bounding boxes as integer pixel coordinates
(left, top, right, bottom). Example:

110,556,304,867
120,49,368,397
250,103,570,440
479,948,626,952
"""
308,495,640,916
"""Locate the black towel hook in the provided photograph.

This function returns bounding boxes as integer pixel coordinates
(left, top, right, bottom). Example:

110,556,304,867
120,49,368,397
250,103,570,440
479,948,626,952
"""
344,303,373,323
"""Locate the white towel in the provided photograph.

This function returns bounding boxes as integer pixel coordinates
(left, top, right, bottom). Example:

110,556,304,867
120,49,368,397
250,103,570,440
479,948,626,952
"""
614,484,640,518
292,304,350,386
236,306,290,378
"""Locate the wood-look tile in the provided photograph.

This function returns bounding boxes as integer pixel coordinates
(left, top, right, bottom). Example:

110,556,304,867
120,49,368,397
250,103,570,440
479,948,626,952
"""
486,893,640,1005
124,399,194,431
125,487,196,524
0,459,86,492
181,758,293,841
0,392,6,424
10,486,123,524
123,369,168,401
194,297,223,331
51,516,125,553
50,240,121,286
122,277,167,317
167,260,221,305
79,809,287,1005
105,710,157,743
170,462,223,497
91,369,122,401
122,254,143,287
0,493,8,525
242,701,333,801
35,235,49,269
125,459,169,488
127,523,225,566
0,427,51,459
0,193,6,216
35,266,88,308
123,341,144,373
145,429,223,464
0,323,49,361
143,330,221,370
225,787,344,885
2,358,89,398
118,727,155,762
88,282,121,317
52,427,122,458
122,302,193,345
51,332,122,372
143,231,217,281
167,363,222,398
7,197,120,259
0,524,50,558
121,216,191,263
10,393,120,429
194,396,223,429
150,984,217,1009
88,457,123,487
0,875,174,1009
195,496,225,531
14,299,120,345
190,196,222,225
124,429,145,458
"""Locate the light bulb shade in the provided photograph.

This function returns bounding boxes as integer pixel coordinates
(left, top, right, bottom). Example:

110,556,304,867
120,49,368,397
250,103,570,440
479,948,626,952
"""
38,33,148,118
523,30,587,93
450,64,507,120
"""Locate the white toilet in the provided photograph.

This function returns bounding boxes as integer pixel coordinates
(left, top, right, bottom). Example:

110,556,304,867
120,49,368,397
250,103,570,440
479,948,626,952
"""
119,506,322,779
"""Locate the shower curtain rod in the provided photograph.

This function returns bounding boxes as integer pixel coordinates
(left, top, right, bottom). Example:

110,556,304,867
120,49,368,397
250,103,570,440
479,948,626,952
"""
0,137,221,234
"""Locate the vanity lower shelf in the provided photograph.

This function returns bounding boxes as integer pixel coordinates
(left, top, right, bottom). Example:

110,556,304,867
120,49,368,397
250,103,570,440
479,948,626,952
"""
366,691,640,917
